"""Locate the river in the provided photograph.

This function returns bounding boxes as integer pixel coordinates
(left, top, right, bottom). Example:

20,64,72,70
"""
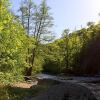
35,73,100,83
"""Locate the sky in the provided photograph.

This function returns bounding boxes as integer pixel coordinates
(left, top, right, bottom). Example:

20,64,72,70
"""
10,0,100,37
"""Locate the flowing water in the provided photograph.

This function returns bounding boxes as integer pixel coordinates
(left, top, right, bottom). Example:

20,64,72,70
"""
35,73,100,83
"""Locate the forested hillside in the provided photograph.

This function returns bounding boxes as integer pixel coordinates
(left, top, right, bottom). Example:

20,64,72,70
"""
42,23,100,75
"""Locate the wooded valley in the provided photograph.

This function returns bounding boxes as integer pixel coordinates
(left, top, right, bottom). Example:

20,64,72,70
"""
1,0,100,100
0,0,100,84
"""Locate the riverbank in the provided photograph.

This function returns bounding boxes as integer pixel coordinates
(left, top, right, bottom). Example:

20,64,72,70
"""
0,76,61,100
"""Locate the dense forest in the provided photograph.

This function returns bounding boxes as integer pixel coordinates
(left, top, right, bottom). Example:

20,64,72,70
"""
0,0,100,84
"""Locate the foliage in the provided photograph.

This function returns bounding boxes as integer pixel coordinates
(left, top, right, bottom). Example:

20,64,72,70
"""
1,0,100,86
18,0,54,77
42,23,100,75
0,0,29,83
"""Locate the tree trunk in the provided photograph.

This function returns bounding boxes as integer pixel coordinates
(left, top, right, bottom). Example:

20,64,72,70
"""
25,48,36,81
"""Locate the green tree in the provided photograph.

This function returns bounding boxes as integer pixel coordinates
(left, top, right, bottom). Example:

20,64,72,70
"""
0,0,28,83
61,29,70,72
25,0,54,77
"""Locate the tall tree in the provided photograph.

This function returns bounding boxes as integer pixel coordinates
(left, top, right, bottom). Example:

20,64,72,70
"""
18,0,34,35
18,0,54,77
30,0,53,76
